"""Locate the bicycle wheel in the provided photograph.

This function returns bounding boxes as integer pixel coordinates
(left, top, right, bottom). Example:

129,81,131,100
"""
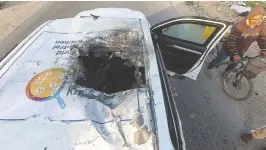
222,68,254,101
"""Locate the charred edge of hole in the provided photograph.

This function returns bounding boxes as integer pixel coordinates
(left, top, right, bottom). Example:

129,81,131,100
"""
72,29,146,94
75,51,146,94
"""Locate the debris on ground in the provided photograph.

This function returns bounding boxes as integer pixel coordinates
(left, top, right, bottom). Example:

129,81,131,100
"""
225,1,247,7
224,1,253,16
230,4,251,15
233,1,247,7
185,1,241,22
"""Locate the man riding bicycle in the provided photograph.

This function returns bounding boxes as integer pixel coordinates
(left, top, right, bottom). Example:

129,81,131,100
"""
207,5,266,71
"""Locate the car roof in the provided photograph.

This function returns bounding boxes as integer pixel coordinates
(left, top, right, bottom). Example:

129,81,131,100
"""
0,12,178,150
0,17,155,149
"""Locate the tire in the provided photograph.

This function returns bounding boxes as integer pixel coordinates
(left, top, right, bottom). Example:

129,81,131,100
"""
222,68,254,101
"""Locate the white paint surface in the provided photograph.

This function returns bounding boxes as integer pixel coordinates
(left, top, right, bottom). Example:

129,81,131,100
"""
0,9,184,150
75,8,146,19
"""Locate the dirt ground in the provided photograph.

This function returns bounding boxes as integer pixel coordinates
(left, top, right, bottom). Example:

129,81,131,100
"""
0,1,46,41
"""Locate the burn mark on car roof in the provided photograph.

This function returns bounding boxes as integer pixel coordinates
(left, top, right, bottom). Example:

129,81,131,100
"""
69,28,146,94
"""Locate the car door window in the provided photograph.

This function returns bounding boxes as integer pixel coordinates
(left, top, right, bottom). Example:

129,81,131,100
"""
151,17,231,79
162,23,217,45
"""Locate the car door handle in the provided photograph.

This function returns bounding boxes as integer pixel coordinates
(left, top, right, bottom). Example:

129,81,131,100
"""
166,44,202,55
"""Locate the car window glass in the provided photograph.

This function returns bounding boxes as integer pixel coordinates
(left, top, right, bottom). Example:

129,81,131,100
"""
162,23,216,45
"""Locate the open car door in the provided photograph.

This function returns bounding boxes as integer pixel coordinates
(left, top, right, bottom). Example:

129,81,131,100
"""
151,17,232,80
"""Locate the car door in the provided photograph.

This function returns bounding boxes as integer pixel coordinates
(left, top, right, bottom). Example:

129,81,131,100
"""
151,16,232,80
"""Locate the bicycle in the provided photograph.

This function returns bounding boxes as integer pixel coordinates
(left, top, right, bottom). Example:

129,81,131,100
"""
221,54,266,100
203,41,266,100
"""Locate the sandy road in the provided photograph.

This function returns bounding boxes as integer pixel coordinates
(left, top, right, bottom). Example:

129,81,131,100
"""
0,1,46,41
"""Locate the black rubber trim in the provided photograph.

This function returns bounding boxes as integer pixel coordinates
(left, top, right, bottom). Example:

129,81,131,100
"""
157,21,223,48
152,35,184,150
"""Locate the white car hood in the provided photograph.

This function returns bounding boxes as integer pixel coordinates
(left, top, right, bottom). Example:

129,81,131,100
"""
0,10,156,150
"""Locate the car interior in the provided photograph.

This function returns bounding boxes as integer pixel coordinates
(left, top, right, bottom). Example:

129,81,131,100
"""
154,21,219,75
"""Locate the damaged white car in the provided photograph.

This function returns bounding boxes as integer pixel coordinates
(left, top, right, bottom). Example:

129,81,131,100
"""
0,8,231,150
